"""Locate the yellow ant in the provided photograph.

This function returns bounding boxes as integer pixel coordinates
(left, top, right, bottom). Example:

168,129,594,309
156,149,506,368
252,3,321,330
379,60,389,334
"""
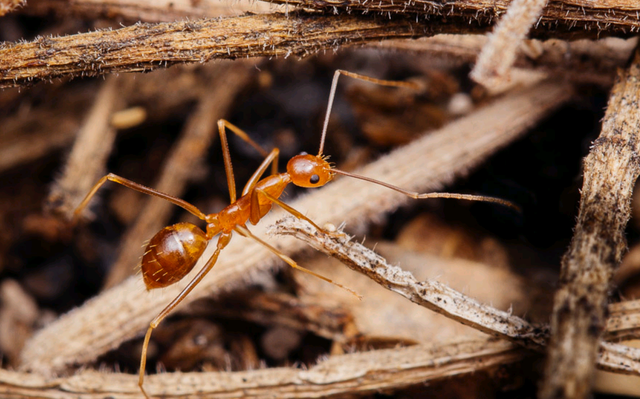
73,69,518,398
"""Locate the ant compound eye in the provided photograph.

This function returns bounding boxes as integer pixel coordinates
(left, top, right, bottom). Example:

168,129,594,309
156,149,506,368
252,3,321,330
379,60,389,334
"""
309,174,320,184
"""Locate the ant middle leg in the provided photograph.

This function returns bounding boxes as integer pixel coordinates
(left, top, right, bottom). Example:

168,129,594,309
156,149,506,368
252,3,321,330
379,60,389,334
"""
255,188,344,237
234,225,361,299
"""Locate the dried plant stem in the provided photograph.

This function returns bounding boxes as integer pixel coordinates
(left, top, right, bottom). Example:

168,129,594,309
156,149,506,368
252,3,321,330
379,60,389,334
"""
374,36,636,86
470,0,548,88
0,0,24,16
47,76,122,219
271,216,548,349
103,61,252,289
271,0,640,36
21,0,274,21
20,81,572,376
540,50,640,399
2,3,639,89
606,299,640,341
0,13,481,89
270,217,640,376
6,339,523,398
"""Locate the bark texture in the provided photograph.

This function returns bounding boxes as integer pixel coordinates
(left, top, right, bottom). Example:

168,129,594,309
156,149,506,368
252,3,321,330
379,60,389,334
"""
541,50,640,399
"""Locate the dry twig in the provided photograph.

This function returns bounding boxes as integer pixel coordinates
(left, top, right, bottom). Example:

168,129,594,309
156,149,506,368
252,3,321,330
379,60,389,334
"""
374,36,636,86
47,76,123,219
20,81,572,376
271,217,548,349
270,0,640,37
0,13,482,89
270,216,640,376
606,300,640,341
6,339,524,398
20,0,274,21
470,0,548,89
2,3,640,89
540,49,640,399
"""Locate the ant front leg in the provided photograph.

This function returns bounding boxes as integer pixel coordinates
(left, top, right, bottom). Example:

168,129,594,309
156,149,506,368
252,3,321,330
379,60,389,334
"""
217,119,279,203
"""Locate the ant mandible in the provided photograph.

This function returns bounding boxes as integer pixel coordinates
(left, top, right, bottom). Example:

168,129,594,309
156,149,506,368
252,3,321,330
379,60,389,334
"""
72,69,518,398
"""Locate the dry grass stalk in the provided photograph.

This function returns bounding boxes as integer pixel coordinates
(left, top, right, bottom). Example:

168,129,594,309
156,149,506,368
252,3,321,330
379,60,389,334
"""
470,0,548,89
0,280,39,367
19,81,572,376
271,217,547,348
269,0,640,37
294,239,529,345
6,339,523,398
541,49,640,399
375,36,637,86
0,13,482,89
2,2,638,90
21,0,274,21
606,300,640,341
0,0,24,16
102,61,253,288
47,76,122,219
270,216,640,375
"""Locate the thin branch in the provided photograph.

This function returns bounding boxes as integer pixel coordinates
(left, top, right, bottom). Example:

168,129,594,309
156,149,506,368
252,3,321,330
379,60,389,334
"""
270,0,640,37
470,0,549,89
269,216,640,376
0,13,482,89
5,339,524,398
47,76,123,219
2,3,639,89
541,49,640,399
20,0,275,22
270,216,548,350
606,299,640,341
20,81,573,376
372,36,637,86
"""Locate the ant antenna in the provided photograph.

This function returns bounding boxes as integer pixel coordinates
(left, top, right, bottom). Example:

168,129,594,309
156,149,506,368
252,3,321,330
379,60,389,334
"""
332,168,521,212
318,70,422,156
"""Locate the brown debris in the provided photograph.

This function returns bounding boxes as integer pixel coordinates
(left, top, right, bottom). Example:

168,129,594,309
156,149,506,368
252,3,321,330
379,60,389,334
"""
470,0,548,89
373,36,637,86
292,240,527,346
19,80,573,376
21,0,273,22
0,13,478,89
0,279,38,367
3,339,525,398
47,76,123,220
541,49,640,399
0,0,24,16
270,216,640,375
270,0,640,38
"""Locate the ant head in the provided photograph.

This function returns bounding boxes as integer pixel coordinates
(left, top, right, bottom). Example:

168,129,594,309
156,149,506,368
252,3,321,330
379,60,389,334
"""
287,152,334,188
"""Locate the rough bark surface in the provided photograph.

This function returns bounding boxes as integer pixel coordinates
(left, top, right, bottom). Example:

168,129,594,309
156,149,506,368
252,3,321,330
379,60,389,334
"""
541,50,640,399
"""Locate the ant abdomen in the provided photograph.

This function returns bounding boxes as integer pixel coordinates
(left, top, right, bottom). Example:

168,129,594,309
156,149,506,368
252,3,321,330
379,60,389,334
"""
141,222,208,290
